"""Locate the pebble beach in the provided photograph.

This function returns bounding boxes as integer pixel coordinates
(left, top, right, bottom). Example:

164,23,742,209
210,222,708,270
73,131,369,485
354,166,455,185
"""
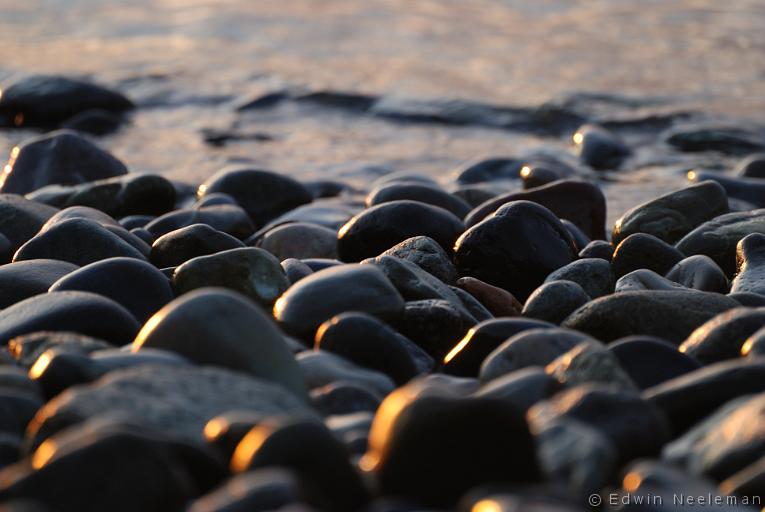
0,1,764,511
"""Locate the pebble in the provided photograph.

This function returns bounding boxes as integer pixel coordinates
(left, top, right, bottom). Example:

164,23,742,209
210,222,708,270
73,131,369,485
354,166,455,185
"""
573,124,631,170
0,291,139,346
0,195,58,255
729,291,765,307
522,280,591,324
315,312,432,384
0,130,127,195
0,259,78,309
144,204,255,240
675,208,765,276
0,423,225,512
532,417,618,495
310,382,382,415
274,263,404,339
450,285,493,322
150,223,244,268
612,180,728,245
465,179,606,240
474,367,562,412
392,299,471,359
444,318,554,378
679,307,765,364
173,247,288,307
644,359,765,435
197,168,312,227
544,257,614,298
562,289,739,344
731,233,765,295
13,217,147,266
261,201,357,231
608,336,701,390
480,328,594,383
296,350,395,397
231,418,369,511
546,342,638,391
0,75,133,128
614,268,685,292
664,393,765,481
378,235,458,284
611,232,685,278
26,173,176,218
665,123,765,155
365,255,474,321
690,170,765,208
665,254,729,293
281,257,313,284
529,383,670,463
578,239,614,261
28,365,314,448
519,156,576,189
188,469,302,512
49,257,173,323
253,222,338,260
8,331,110,368
362,382,540,508
337,200,464,262
366,182,471,218
133,288,306,397
455,276,523,316
742,326,765,356
560,218,590,251
454,200,577,301
735,152,765,178
453,157,523,184
61,108,124,135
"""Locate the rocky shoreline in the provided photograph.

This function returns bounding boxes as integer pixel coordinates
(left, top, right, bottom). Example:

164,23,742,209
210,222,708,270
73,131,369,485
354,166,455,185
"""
0,74,763,510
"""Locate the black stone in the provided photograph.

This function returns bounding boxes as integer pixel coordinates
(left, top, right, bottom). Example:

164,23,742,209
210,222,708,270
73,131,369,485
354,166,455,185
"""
608,337,702,390
522,280,590,325
150,223,244,268
579,240,614,261
545,257,614,298
0,259,78,309
337,200,464,263
144,205,255,240
573,124,631,170
678,307,765,364
665,254,728,293
454,200,577,301
611,233,684,278
454,157,523,185
366,183,471,218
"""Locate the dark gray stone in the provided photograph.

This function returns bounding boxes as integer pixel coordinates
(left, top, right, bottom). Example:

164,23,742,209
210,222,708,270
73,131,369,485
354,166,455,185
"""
522,280,590,324
666,254,729,293
150,223,244,268
679,307,765,364
379,236,458,284
612,233,685,279
574,124,631,170
0,259,78,309
545,258,614,298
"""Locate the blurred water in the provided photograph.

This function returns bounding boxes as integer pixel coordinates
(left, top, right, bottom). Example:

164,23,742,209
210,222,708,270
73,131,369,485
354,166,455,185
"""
1,0,764,222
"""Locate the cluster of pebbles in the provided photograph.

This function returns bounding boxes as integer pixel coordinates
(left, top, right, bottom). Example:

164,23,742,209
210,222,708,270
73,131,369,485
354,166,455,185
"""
0,75,764,511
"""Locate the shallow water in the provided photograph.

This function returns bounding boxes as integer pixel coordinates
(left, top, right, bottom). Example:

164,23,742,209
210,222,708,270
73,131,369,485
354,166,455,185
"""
2,0,765,226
